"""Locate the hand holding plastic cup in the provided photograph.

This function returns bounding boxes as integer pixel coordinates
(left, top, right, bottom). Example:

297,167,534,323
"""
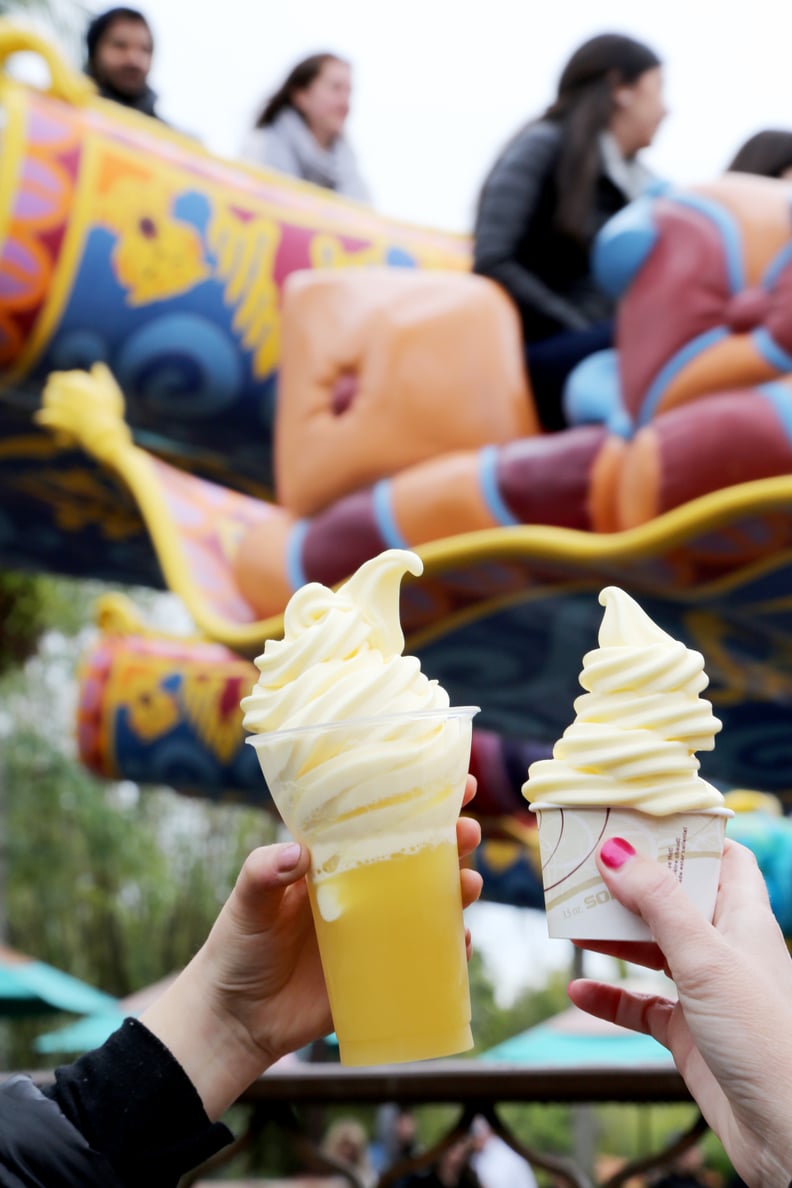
246,705,478,1065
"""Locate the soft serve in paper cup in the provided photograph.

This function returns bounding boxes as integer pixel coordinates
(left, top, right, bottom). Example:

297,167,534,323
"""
523,586,731,940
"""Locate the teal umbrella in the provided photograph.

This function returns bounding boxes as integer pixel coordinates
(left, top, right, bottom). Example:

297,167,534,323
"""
482,1003,673,1067
35,1010,127,1054
37,967,341,1056
34,972,176,1054
0,944,118,1019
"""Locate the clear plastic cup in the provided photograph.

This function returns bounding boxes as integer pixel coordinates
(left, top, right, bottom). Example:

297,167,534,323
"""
246,706,479,1065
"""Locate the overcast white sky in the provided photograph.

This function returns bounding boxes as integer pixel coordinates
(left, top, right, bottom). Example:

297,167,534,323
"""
21,1,791,231
136,0,792,232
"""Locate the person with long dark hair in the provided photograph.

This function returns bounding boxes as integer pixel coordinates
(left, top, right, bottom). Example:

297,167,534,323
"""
241,53,370,201
727,128,792,180
474,33,667,431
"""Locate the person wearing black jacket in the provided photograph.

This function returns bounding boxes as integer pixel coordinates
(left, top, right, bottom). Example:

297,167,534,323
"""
0,784,483,1187
473,33,666,431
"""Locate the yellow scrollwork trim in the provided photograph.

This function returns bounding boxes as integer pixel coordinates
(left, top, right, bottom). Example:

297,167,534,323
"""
95,592,151,637
37,362,132,464
723,789,783,816
208,207,281,379
0,20,95,106
32,373,792,668
35,364,276,651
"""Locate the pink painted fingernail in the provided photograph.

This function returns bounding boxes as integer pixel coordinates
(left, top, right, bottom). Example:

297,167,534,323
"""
277,843,302,872
601,838,636,869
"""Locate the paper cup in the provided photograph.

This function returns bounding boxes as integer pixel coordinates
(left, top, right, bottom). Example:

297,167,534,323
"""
246,706,478,1065
531,805,731,940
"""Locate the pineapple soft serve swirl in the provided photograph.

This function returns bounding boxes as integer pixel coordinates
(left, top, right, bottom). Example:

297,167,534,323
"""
524,586,725,815
242,550,474,904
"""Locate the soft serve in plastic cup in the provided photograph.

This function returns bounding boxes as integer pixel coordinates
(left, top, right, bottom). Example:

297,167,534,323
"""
241,549,478,1065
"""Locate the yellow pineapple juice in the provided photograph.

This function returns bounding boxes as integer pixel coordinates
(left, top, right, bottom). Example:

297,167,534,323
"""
308,833,471,1065
246,707,477,1065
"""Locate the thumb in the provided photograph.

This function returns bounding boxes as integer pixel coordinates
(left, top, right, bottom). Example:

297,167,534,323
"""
227,842,311,930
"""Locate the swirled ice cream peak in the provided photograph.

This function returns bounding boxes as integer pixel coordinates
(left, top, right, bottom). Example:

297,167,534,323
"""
523,586,725,815
242,550,475,899
241,549,450,732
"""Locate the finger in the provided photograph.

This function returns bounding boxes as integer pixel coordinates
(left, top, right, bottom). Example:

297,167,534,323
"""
712,840,778,930
568,978,675,1050
572,937,669,973
241,842,311,888
465,927,472,961
462,773,477,809
595,836,791,989
456,815,481,859
570,978,736,1149
226,843,311,931
593,839,725,984
713,842,792,983
460,867,483,909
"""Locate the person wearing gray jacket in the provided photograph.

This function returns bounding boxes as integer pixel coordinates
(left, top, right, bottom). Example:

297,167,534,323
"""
474,33,666,430
242,53,370,203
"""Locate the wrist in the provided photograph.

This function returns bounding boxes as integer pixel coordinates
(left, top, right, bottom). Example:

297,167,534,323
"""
139,954,271,1121
754,1144,792,1188
48,1019,234,1178
735,1107,792,1188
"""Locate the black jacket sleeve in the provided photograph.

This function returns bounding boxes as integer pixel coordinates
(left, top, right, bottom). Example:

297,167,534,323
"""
473,122,591,335
0,1074,121,1187
0,1018,233,1188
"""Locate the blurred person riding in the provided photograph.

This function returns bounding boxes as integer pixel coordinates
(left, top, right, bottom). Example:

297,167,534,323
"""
474,33,666,431
470,1116,538,1188
401,1134,481,1188
321,1116,377,1187
242,53,371,202
727,128,792,180
650,1142,715,1188
371,1103,421,1175
85,6,160,119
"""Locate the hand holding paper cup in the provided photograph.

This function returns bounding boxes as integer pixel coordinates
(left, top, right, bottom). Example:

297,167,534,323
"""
241,549,478,1065
523,587,732,941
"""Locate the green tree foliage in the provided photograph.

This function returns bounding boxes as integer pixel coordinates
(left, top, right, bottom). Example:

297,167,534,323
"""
0,577,276,1067
0,572,100,675
470,956,570,1056
0,0,65,13
6,725,273,997
0,0,84,59
0,574,56,676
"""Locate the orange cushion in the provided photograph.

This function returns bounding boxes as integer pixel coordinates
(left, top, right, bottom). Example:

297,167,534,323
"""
275,268,537,516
